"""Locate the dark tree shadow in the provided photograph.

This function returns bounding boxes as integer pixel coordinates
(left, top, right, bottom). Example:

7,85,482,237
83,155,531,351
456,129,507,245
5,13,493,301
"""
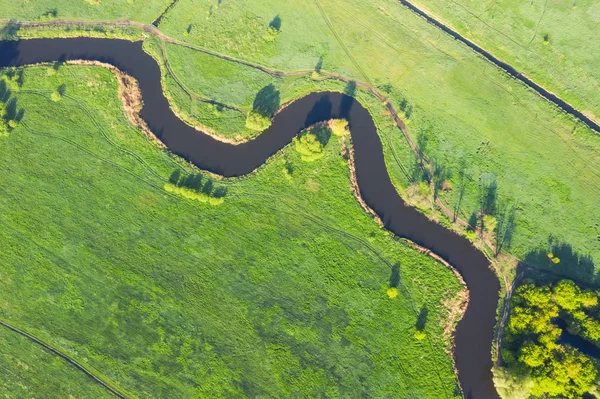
5,97,18,120
0,20,21,40
389,264,400,288
416,306,428,331
186,24,192,34
340,81,356,118
57,84,67,96
315,56,323,73
314,124,331,146
304,95,332,126
213,187,228,198
453,159,468,222
40,8,57,19
15,108,25,123
432,158,451,200
467,212,478,231
201,179,214,195
269,15,282,31
495,201,517,254
0,80,9,102
479,174,497,215
252,84,280,117
516,237,597,287
169,169,181,185
182,173,203,190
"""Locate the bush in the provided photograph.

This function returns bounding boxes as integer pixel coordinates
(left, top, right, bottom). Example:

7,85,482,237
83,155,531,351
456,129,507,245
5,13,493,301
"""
263,26,279,42
51,91,62,102
294,131,324,162
329,119,349,137
386,287,398,299
164,183,224,205
414,330,426,341
245,111,271,131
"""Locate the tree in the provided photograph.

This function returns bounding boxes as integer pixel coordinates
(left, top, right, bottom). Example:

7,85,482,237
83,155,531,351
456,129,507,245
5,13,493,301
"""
294,131,324,162
245,111,271,131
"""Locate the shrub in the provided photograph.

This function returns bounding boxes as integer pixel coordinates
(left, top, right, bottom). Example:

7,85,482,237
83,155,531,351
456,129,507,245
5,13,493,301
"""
7,120,17,129
263,26,279,42
294,131,324,162
245,111,271,131
329,119,348,137
414,330,426,340
164,183,224,205
386,287,398,299
51,91,62,102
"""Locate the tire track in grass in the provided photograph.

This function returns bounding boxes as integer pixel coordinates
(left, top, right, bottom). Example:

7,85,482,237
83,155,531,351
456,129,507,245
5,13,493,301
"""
0,317,129,399
312,0,373,86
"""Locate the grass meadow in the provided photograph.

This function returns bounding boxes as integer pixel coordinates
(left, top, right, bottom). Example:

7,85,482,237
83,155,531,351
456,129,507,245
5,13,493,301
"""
0,65,463,397
405,0,600,123
0,0,170,23
154,0,600,283
0,326,112,398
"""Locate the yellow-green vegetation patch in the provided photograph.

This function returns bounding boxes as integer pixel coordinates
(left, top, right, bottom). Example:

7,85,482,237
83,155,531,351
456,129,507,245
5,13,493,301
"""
499,279,600,398
0,65,463,397
294,124,333,162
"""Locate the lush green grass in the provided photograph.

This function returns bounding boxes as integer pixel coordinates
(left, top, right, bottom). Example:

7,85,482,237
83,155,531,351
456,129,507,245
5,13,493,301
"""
0,65,463,397
405,0,600,122
0,326,113,398
156,0,600,280
0,0,170,23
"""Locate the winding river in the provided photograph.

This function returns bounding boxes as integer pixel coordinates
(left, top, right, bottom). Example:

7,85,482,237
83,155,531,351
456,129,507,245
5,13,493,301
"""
0,38,500,398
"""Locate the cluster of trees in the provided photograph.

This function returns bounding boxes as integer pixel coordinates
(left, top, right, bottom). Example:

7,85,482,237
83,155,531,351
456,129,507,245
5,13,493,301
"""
245,84,280,132
164,171,225,206
294,131,324,161
0,73,23,137
502,280,600,398
294,125,332,162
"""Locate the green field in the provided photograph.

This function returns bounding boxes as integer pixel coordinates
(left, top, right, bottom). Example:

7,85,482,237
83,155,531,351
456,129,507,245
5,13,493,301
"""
405,0,600,123
0,0,169,23
0,65,463,397
152,0,600,278
0,325,113,398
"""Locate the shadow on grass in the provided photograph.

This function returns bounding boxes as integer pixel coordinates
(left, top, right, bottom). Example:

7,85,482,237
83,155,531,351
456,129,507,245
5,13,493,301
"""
516,237,598,288
252,84,280,118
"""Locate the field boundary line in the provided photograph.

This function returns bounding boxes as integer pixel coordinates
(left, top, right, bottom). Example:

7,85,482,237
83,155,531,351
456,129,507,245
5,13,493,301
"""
396,0,600,132
0,317,131,399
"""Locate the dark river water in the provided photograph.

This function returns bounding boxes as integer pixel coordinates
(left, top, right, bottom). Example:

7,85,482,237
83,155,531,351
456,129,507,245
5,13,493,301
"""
0,38,500,398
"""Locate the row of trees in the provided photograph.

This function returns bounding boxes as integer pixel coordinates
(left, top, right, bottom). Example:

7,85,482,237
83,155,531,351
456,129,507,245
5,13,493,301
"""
165,170,226,205
0,72,24,136
413,128,517,255
502,280,600,398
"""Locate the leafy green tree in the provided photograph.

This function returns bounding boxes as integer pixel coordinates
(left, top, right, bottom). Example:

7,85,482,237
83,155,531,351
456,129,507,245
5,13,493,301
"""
294,131,324,162
245,111,271,131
